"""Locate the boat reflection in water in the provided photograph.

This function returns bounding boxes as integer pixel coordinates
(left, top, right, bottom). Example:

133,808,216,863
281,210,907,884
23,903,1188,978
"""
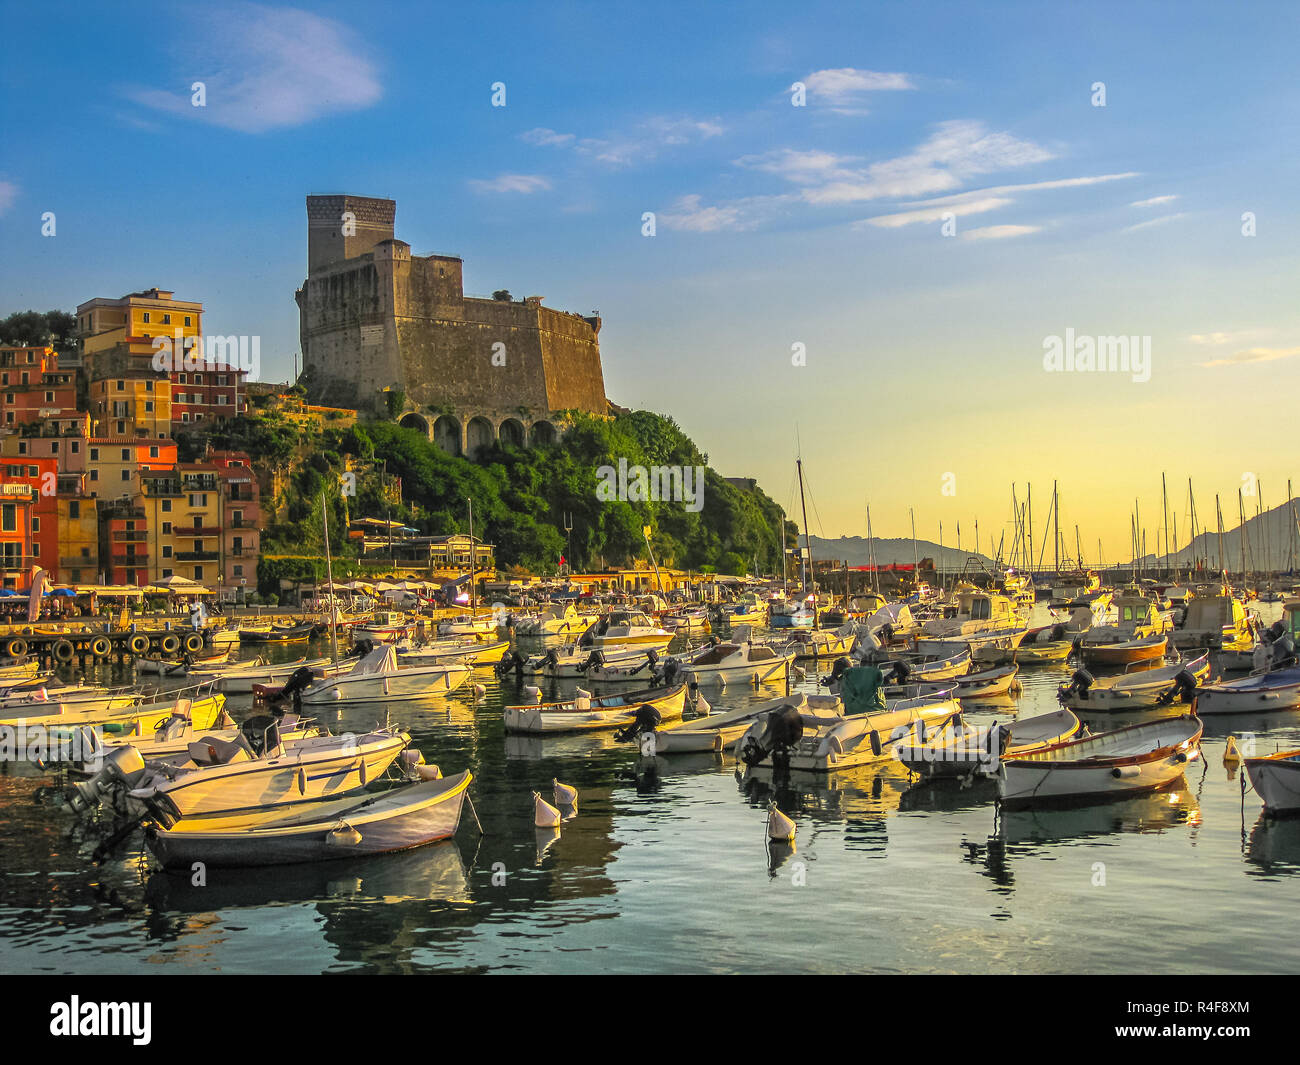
143,838,472,913
1245,815,1300,878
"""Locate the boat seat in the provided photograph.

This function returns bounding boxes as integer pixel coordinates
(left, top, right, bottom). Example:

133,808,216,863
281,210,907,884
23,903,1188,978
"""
188,735,254,766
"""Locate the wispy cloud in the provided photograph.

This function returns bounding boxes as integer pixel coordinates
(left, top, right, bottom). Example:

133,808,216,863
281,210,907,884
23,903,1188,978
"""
734,148,860,185
1202,346,1300,368
1131,194,1178,208
802,68,914,112
1123,212,1186,232
0,181,17,215
1188,329,1273,346
468,174,552,194
861,173,1137,228
122,3,381,133
521,127,576,147
801,121,1054,205
658,193,790,233
960,224,1041,241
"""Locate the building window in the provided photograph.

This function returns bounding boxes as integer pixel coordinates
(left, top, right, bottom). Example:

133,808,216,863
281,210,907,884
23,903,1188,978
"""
90,448,99,461
162,314,171,325
45,392,53,403
149,446,159,458
90,470,98,482
71,442,79,454
162,545,172,558
145,401,153,412
162,500,171,512
142,312,151,323
121,470,130,482
121,449,129,460
184,317,191,327
31,517,39,533
116,380,124,391
50,442,57,454
69,501,79,519
1,505,13,532
162,568,172,578
162,521,171,534
193,567,203,581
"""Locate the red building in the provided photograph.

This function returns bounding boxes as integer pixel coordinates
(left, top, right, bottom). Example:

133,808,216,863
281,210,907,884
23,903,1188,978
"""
0,346,78,430
170,363,247,428
210,449,262,593
0,456,59,584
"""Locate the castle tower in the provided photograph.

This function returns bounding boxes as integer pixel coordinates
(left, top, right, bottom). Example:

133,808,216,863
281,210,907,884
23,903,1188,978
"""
306,194,396,272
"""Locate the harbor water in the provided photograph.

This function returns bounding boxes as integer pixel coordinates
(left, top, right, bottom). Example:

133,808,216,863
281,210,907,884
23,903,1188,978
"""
2,604,1297,975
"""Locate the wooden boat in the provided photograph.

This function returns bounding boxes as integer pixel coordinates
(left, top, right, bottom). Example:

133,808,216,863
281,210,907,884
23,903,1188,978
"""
1245,749,1300,815
997,714,1203,807
768,598,816,628
1015,639,1074,664
144,770,472,868
74,709,320,770
352,610,412,642
661,606,711,634
240,621,316,644
675,636,795,684
299,645,471,704
1079,632,1168,666
0,686,142,716
83,726,412,821
896,708,1082,779
887,644,972,682
1193,664,1300,715
517,643,649,679
722,595,768,627
771,625,856,660
882,663,1018,701
1058,651,1210,711
584,648,667,684
437,612,498,637
503,682,687,734
648,694,808,754
737,693,963,772
917,587,1025,647
0,659,42,680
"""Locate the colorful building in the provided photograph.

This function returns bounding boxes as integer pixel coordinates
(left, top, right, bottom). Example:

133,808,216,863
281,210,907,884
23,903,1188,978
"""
0,346,77,430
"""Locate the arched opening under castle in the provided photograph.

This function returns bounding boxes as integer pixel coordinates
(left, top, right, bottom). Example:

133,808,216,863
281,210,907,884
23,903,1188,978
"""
399,412,429,437
433,415,462,456
466,417,494,458
498,418,525,449
530,420,556,447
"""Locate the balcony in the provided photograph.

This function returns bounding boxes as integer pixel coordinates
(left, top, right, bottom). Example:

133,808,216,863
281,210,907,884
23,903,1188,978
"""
0,554,37,571
175,551,219,562
59,555,96,569
112,530,148,542
111,553,148,564
183,526,223,536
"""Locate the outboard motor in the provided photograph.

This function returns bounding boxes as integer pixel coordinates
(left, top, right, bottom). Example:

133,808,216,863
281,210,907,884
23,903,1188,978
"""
1156,668,1198,706
580,650,605,673
615,702,663,743
1050,623,1067,641
69,745,148,815
495,650,527,679
272,665,317,714
819,656,853,688
658,657,682,689
887,659,911,684
1057,668,1094,704
738,704,804,768
240,714,280,757
1272,635,1297,669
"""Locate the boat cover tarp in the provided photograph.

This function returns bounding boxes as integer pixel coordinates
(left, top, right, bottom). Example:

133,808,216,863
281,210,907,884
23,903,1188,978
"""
841,664,886,716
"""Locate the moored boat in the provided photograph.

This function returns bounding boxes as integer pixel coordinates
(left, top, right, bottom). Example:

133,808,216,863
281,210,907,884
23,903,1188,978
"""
503,682,687,734
1193,663,1300,715
997,714,1203,807
1245,750,1300,816
895,707,1082,779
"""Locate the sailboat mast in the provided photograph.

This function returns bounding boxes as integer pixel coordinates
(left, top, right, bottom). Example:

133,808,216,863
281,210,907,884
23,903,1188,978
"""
1161,472,1170,579
866,504,879,594
1216,495,1226,584
1238,489,1249,585
1053,480,1060,574
796,458,816,626
467,497,476,611
910,507,919,576
1027,483,1034,575
321,493,339,665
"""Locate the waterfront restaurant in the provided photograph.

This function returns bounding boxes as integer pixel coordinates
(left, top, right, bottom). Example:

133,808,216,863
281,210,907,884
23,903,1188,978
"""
347,518,495,574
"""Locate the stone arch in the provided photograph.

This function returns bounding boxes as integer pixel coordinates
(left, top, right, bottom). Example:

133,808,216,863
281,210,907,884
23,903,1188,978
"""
466,416,494,458
399,411,430,437
432,415,462,456
529,420,556,447
498,418,525,448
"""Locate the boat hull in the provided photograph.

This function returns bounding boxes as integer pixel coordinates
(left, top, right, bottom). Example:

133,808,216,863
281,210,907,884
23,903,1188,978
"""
504,684,687,734
1246,754,1300,815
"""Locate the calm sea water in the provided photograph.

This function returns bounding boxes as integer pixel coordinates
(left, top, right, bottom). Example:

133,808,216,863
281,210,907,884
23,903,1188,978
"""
2,604,1298,975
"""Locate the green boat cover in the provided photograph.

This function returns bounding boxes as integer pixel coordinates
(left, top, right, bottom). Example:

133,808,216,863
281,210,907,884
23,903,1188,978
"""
841,664,886,716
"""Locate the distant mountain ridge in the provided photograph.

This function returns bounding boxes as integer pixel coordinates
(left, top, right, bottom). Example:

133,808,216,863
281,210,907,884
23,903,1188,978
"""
806,534,996,570
1144,497,1300,572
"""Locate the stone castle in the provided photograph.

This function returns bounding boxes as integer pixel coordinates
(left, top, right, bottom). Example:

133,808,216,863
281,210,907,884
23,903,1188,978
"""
295,195,608,455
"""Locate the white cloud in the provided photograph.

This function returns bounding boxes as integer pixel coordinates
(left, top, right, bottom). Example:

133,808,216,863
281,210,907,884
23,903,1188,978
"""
960,224,1041,240
123,3,381,133
0,181,17,215
802,120,1054,205
521,128,575,147
1123,212,1186,232
1188,329,1272,346
734,148,860,184
468,174,552,194
1202,346,1300,368
658,193,790,233
803,68,914,110
576,116,724,167
862,172,1138,228
1131,194,1178,208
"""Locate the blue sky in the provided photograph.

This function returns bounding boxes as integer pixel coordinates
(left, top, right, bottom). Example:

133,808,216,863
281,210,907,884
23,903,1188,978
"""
3,1,1299,559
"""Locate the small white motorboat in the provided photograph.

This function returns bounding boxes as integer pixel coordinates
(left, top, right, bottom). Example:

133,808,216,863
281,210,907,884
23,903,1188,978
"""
1245,748,1300,815
503,683,687,734
299,646,471,704
1193,664,1300,715
997,714,1203,806
1057,651,1211,712
648,693,809,754
895,707,1081,779
674,634,795,685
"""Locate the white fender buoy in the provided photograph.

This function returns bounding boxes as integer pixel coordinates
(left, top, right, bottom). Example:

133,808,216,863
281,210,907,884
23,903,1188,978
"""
525,685,542,704
767,802,796,842
472,683,486,699
695,692,711,716
533,790,562,828
553,777,578,808
327,824,363,847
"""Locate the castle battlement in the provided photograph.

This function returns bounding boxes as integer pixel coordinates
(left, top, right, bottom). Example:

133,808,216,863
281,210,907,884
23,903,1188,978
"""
296,195,608,456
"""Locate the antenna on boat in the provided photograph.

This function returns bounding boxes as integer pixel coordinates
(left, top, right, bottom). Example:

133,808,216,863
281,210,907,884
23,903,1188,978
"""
796,456,815,626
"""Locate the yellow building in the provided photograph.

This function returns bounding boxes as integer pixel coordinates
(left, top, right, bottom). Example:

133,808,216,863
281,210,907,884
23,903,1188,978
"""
57,491,99,584
140,465,223,584
78,288,203,359
87,375,173,438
